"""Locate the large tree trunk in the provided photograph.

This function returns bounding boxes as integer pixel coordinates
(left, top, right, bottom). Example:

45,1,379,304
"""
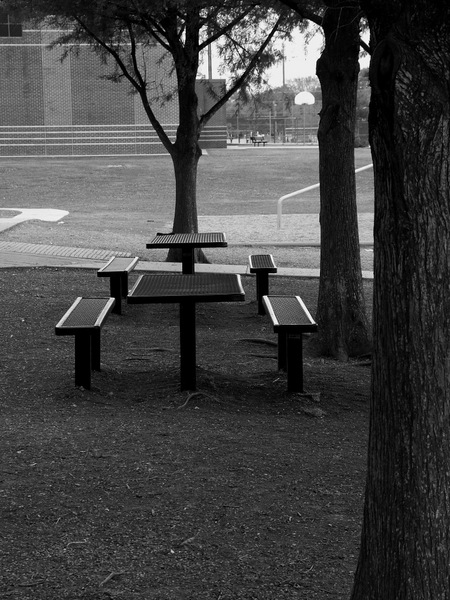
171,143,201,233
314,1,371,359
351,2,450,598
167,57,208,264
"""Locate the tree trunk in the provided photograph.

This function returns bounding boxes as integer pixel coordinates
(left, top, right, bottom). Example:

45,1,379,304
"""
167,59,208,264
172,145,201,235
351,2,450,598
314,2,371,359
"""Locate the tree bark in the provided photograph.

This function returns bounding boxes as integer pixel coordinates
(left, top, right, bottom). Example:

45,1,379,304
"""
314,1,371,359
168,141,209,264
351,2,450,598
166,23,208,264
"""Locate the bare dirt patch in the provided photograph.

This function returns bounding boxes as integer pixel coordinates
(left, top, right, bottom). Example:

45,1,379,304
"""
1,268,370,599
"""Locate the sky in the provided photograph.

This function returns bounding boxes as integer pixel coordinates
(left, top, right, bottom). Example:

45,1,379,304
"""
266,31,325,86
265,30,371,87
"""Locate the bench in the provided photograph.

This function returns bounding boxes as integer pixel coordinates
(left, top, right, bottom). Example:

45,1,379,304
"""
262,295,318,392
250,136,267,147
55,297,116,389
249,254,277,315
97,256,139,314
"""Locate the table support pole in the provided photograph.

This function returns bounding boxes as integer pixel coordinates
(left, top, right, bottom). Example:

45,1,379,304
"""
181,248,195,274
179,301,196,390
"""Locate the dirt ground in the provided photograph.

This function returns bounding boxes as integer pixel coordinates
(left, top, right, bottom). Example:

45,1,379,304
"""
1,267,371,600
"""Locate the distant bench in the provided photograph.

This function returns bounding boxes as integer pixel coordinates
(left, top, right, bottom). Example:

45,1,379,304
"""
262,295,318,393
248,254,277,315
55,297,115,389
97,256,139,314
249,136,267,147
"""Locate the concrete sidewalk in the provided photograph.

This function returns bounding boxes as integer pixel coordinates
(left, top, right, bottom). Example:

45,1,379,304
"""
0,240,317,275
0,212,374,278
0,240,373,279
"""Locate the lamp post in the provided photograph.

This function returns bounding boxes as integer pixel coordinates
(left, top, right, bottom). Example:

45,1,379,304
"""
294,91,315,145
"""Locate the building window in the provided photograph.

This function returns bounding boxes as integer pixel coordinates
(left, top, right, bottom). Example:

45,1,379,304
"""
0,12,22,37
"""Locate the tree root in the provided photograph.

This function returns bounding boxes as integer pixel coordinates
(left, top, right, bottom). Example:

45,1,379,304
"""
237,337,277,347
177,391,219,409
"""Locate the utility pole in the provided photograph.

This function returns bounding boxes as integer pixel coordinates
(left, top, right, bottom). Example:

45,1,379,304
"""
208,44,212,80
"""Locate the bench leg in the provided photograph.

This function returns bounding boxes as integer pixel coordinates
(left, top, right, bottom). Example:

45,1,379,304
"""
286,333,304,393
278,331,287,371
179,301,196,390
256,272,269,315
74,333,92,389
91,330,101,371
110,276,122,315
120,272,129,297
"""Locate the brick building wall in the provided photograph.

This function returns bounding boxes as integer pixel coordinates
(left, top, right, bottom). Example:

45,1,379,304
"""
0,25,226,156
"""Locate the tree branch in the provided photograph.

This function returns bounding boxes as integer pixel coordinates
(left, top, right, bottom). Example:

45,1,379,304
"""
199,15,283,128
72,15,174,152
126,22,174,152
198,6,257,52
276,0,324,27
360,37,371,54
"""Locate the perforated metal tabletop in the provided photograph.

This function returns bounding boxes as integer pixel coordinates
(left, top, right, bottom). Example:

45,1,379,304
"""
128,273,245,304
146,232,227,248
146,232,227,274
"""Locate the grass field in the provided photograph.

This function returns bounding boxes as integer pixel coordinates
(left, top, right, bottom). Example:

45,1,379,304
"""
0,147,374,267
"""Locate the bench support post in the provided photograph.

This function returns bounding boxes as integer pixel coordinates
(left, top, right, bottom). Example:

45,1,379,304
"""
120,273,129,297
286,333,303,393
180,302,196,390
74,333,92,389
278,331,287,371
110,277,123,315
256,272,269,315
91,330,101,371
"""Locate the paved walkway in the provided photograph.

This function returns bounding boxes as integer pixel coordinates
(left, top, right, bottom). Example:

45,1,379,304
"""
0,212,374,278
0,208,69,233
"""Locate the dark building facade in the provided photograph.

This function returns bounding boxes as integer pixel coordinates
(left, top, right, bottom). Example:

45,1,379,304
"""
0,20,226,156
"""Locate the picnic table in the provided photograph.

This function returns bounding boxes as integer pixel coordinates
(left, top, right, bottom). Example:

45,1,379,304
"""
146,232,227,274
127,272,245,390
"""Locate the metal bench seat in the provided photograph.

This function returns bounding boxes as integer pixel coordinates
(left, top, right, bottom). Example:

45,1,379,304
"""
262,295,317,392
55,297,116,389
97,256,139,314
249,254,277,315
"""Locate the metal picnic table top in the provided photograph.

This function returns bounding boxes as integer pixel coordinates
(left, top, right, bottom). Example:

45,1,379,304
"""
127,272,244,303
146,232,228,274
146,232,227,249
